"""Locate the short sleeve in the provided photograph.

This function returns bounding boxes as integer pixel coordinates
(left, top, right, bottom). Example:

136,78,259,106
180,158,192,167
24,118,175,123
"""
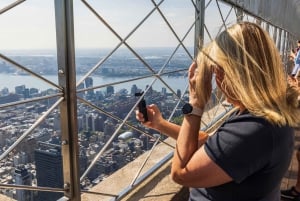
204,113,273,183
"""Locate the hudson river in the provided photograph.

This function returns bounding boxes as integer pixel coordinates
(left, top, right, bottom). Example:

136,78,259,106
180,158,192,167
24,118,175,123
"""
0,73,188,93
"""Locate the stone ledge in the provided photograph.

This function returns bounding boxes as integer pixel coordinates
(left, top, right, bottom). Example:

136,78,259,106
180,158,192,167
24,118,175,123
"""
81,137,176,201
0,194,16,201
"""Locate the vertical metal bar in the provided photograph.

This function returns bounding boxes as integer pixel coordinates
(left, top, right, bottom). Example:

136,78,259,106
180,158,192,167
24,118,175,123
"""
277,28,282,52
266,22,270,34
54,0,81,200
282,31,289,72
236,8,243,22
194,0,205,56
273,27,278,44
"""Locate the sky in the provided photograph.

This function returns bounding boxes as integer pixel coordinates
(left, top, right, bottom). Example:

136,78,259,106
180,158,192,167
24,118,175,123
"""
0,0,235,51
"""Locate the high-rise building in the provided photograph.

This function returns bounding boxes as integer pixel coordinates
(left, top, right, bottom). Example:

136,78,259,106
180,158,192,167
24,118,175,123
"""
85,76,94,97
106,85,114,96
84,76,93,88
14,164,33,201
130,84,138,95
176,89,181,98
34,143,63,201
15,85,25,95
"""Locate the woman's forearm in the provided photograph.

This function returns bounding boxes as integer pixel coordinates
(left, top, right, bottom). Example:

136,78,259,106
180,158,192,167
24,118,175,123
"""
155,118,208,146
172,115,201,170
155,119,181,140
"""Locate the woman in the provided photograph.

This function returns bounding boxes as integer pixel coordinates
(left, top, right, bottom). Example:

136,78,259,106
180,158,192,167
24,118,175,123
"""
136,22,300,200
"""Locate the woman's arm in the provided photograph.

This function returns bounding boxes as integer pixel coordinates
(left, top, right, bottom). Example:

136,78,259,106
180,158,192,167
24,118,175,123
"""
135,104,208,145
170,62,232,187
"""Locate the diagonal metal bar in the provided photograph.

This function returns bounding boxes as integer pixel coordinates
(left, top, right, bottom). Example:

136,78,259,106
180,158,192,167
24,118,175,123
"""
0,54,62,90
78,0,164,87
77,96,174,149
150,0,192,58
0,0,26,15
80,0,156,75
0,183,64,193
0,93,63,109
135,5,204,99
205,0,213,8
204,24,213,41
130,135,161,186
216,0,228,30
0,97,64,161
79,189,117,197
216,5,233,35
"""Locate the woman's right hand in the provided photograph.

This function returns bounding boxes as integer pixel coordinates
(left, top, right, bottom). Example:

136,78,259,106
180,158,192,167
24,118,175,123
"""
135,104,164,131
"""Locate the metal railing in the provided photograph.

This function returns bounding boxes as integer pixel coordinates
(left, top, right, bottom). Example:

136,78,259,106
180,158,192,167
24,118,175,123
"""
0,0,296,200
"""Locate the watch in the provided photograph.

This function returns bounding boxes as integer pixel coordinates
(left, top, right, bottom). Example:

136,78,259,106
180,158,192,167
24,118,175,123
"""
181,103,203,117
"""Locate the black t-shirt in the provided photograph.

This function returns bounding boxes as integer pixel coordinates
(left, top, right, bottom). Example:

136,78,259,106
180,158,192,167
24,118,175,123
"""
189,110,294,201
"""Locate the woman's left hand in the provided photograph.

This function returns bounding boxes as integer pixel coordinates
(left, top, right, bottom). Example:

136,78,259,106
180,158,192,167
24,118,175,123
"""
188,62,200,107
188,61,212,109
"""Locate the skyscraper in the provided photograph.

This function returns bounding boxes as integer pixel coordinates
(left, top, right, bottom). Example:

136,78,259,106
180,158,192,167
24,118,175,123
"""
34,143,63,201
14,164,33,201
85,76,94,97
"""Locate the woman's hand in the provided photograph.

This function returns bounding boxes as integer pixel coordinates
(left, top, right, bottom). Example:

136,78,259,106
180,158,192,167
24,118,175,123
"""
188,61,212,109
188,62,200,107
135,104,165,131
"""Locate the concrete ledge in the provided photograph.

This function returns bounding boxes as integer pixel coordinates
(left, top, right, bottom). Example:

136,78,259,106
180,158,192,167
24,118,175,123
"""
0,194,16,201
81,137,177,201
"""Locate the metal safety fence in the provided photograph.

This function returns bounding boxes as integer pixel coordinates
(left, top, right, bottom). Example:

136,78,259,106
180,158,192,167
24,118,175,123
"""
0,0,296,200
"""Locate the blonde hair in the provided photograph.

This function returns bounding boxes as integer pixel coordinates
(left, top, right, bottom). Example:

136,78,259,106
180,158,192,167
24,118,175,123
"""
195,22,300,127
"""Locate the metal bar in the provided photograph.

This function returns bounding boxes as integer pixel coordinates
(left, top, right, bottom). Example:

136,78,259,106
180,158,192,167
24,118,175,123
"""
216,0,227,30
216,6,233,35
150,0,192,58
0,0,26,15
54,0,81,200
277,28,282,52
273,27,278,44
0,53,62,90
0,183,64,193
80,0,157,75
0,93,63,109
236,6,243,22
195,0,205,54
111,152,174,201
0,97,64,161
130,136,161,187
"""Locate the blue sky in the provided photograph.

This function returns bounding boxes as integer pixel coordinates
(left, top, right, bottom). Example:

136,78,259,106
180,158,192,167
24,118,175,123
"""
0,0,237,51
0,0,201,50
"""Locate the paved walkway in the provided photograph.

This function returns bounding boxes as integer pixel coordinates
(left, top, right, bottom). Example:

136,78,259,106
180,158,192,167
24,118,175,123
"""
281,128,300,200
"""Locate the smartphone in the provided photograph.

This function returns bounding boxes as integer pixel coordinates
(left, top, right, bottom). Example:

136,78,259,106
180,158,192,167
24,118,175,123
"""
135,91,148,122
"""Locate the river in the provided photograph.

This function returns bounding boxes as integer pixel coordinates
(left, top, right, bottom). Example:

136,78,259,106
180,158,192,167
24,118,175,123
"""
0,74,189,94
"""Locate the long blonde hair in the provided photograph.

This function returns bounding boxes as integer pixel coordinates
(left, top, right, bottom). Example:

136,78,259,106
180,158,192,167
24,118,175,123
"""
195,22,300,127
